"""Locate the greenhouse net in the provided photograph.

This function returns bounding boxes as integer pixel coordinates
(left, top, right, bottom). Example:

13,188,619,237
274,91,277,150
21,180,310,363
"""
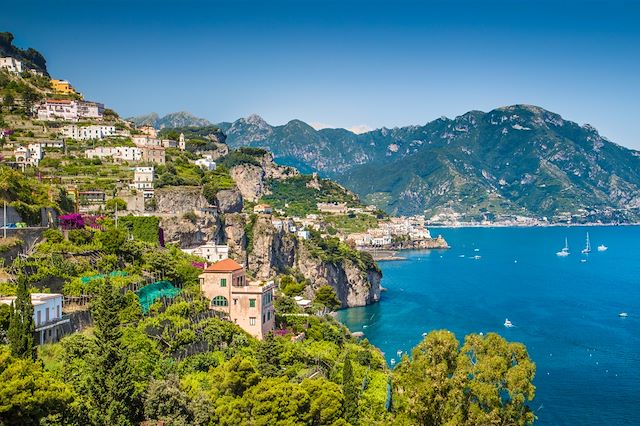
136,280,181,314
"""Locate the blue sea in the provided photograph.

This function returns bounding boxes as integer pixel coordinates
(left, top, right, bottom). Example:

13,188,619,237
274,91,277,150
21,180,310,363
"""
336,226,640,425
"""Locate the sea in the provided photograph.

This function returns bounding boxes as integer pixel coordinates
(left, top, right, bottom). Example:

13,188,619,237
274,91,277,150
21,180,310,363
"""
336,226,640,425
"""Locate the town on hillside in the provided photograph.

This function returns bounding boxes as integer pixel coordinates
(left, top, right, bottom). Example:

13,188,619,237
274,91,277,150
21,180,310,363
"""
0,37,447,345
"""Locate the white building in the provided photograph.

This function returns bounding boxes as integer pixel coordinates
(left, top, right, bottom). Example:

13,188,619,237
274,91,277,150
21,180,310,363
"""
195,155,216,171
86,146,142,162
63,124,116,140
14,144,43,167
347,233,373,247
179,133,186,150
297,230,310,240
371,235,393,246
130,166,155,198
182,243,229,262
0,57,23,73
0,293,68,344
36,99,104,121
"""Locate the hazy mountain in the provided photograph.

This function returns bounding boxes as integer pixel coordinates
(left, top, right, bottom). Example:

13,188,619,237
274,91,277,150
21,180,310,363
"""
128,111,211,129
218,106,640,221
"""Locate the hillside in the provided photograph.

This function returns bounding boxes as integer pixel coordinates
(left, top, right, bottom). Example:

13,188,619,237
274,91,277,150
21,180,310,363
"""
0,32,48,75
128,111,212,129
217,106,640,222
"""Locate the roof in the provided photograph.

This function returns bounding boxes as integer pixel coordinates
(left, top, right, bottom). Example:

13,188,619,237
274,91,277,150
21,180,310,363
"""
204,258,244,273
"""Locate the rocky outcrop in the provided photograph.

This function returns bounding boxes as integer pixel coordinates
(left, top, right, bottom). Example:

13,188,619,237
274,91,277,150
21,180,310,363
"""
215,189,243,213
229,164,266,202
154,187,211,214
160,212,221,247
223,214,381,308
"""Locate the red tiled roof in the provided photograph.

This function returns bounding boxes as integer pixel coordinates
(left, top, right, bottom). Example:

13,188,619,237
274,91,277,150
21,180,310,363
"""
204,258,243,273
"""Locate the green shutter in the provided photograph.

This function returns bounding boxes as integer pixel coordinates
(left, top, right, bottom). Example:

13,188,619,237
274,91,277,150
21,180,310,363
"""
220,278,227,287
249,298,256,308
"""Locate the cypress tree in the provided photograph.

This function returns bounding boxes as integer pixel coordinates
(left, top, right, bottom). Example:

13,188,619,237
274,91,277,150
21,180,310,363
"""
7,274,36,360
88,279,139,425
342,354,359,424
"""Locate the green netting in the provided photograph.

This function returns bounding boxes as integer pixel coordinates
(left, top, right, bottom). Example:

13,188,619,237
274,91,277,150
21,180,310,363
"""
136,280,181,314
81,271,128,284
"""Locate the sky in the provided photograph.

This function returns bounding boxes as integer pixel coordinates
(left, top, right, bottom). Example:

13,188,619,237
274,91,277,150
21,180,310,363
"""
3,0,639,148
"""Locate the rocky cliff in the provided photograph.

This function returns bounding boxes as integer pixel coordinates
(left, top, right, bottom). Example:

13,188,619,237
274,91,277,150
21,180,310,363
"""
229,152,299,202
223,214,381,308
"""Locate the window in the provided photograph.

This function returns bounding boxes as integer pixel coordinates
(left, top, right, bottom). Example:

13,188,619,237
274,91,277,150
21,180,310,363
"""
250,317,256,326
233,298,238,305
267,310,271,321
211,296,229,307
220,278,227,287
37,310,41,326
249,299,256,308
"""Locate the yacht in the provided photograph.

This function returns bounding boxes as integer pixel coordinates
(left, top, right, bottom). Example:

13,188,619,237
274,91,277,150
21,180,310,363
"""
597,244,608,252
556,238,570,257
619,312,628,318
504,318,514,328
581,232,591,254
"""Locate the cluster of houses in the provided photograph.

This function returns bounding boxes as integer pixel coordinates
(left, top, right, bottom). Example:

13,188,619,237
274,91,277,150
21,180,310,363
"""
0,56,45,76
347,216,432,248
35,99,104,122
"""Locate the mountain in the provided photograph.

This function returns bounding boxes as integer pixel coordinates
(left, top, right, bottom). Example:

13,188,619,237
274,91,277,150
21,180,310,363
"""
128,111,211,129
0,32,48,75
218,106,640,222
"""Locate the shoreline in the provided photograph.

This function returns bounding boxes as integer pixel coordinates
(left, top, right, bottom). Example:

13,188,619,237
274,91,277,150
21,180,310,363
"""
428,222,640,228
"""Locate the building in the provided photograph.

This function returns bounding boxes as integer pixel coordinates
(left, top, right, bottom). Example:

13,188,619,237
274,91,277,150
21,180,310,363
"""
0,57,23,73
371,235,392,246
195,155,216,171
141,146,166,165
253,204,273,215
86,146,142,162
51,79,78,95
138,125,157,137
36,99,104,121
0,293,68,344
182,243,229,262
14,144,43,167
317,202,348,214
347,232,373,247
297,230,311,240
130,166,155,198
179,133,186,150
63,124,116,140
199,259,275,340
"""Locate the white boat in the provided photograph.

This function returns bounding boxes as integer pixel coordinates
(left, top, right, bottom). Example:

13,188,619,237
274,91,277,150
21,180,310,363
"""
472,255,481,260
581,232,591,254
390,358,396,365
597,244,608,252
619,312,628,318
556,238,570,257
504,318,514,328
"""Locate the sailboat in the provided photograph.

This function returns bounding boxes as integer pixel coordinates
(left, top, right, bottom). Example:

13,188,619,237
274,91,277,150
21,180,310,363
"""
556,238,570,257
581,232,591,254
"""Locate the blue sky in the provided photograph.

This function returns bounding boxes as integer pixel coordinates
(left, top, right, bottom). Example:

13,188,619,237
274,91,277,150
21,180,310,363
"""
3,0,639,148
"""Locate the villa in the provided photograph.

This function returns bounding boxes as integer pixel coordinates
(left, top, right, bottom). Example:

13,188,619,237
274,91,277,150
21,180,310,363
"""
198,259,275,340
0,293,69,344
0,56,23,73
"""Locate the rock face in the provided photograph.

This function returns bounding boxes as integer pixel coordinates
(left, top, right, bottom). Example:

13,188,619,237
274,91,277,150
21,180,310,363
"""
215,189,243,213
154,187,210,214
223,214,381,308
160,212,221,247
229,164,266,202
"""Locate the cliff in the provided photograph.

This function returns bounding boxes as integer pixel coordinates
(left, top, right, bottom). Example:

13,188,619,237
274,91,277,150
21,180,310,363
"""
229,152,299,202
223,214,381,308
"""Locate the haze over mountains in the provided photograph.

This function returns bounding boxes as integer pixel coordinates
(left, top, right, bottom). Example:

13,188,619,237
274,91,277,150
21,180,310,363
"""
134,106,640,222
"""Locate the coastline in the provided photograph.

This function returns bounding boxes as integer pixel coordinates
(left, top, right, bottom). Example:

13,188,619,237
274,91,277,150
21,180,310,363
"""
428,222,640,228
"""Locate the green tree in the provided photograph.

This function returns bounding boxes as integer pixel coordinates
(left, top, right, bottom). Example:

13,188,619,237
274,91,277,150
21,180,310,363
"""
0,347,74,425
87,280,139,425
7,275,36,360
3,93,14,110
256,332,282,377
392,330,536,426
342,354,358,425
143,375,192,425
315,285,341,311
105,197,127,212
96,226,127,254
302,377,345,425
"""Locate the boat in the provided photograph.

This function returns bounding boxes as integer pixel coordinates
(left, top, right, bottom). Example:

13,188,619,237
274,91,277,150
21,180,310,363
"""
581,232,591,254
390,358,396,366
580,259,587,263
556,238,570,257
504,318,514,328
619,312,628,318
472,255,481,260
597,244,608,252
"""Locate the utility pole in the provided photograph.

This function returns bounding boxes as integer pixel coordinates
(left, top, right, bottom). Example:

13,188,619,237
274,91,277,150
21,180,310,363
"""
3,201,6,239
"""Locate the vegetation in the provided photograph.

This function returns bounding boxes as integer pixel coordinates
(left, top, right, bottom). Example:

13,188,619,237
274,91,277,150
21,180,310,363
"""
7,274,36,360
305,230,379,273
261,175,359,217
